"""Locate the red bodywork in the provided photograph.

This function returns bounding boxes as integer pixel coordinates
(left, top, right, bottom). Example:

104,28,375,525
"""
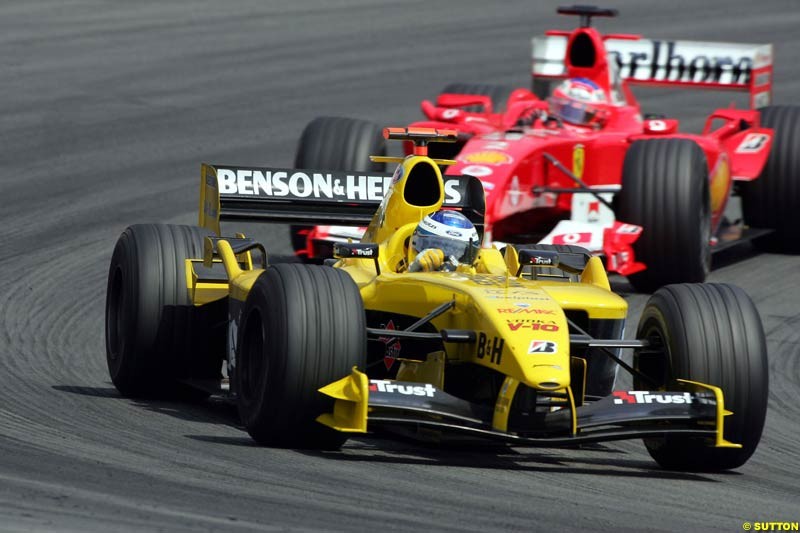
301,15,775,277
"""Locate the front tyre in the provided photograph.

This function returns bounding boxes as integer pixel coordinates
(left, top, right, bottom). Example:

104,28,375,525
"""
235,263,366,449
635,283,769,471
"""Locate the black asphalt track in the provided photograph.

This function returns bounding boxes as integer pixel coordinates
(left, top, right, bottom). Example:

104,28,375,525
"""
1,1,798,531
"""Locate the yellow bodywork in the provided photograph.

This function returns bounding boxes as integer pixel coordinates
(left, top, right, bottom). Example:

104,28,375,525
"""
191,151,734,446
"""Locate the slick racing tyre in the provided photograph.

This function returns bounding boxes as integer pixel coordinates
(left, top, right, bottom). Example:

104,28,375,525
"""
618,138,711,292
291,116,386,256
106,224,223,400
741,105,800,252
236,263,367,449
635,283,769,471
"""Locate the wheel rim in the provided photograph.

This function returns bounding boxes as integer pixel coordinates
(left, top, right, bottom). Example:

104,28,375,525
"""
240,311,268,408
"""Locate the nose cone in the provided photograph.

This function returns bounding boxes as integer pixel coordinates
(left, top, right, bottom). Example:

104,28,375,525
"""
528,362,570,390
482,289,571,391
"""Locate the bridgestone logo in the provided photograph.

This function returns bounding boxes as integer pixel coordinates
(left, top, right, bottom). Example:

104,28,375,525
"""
528,340,557,354
369,380,436,398
612,391,694,405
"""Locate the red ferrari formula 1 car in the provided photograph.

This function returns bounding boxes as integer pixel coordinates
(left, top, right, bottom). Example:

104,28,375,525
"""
293,5,798,291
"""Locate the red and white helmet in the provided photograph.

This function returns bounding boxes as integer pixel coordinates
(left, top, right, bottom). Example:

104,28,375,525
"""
548,78,609,126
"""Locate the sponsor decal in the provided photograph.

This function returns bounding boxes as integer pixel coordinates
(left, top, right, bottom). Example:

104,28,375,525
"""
215,167,465,204
607,40,757,84
528,340,558,354
334,242,376,258
530,255,555,266
534,35,770,86
612,391,694,405
462,165,493,178
217,168,386,200
571,192,617,225
481,289,549,300
514,302,531,308
476,332,504,365
498,308,555,315
615,223,642,234
369,379,436,397
552,232,592,245
507,320,559,332
461,151,513,165
378,320,401,370
736,133,769,153
572,144,585,179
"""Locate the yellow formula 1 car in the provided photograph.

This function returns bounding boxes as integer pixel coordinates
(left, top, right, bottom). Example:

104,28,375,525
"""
105,128,768,471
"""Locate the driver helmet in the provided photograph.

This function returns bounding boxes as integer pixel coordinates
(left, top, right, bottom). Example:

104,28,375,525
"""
548,77,609,126
410,210,480,267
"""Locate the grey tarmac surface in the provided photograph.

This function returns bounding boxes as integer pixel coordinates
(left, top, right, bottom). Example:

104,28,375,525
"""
1,1,799,531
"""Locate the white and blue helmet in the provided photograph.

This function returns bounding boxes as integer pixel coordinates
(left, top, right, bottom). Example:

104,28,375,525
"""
411,210,480,266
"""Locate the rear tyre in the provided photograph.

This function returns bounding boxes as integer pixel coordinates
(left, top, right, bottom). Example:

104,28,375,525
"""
291,116,386,255
106,224,222,400
236,263,367,449
618,139,711,292
635,283,769,471
741,105,800,252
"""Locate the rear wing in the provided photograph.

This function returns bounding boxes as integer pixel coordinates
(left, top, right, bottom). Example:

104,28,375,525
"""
199,164,485,236
532,34,773,109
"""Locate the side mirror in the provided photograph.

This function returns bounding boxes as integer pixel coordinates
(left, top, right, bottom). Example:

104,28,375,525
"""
333,242,380,275
516,249,560,276
333,242,378,259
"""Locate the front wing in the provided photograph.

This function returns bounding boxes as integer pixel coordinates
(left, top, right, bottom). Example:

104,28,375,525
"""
318,369,740,448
